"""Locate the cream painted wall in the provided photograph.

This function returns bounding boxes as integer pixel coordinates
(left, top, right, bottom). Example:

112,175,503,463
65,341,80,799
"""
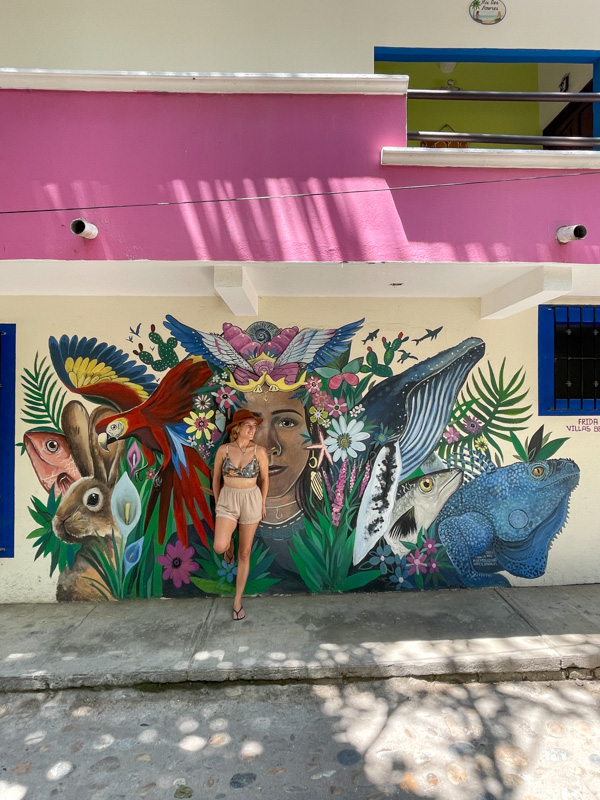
2,1,600,74
0,293,596,602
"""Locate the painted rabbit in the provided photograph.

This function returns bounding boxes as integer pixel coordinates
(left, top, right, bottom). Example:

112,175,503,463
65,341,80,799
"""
53,400,126,601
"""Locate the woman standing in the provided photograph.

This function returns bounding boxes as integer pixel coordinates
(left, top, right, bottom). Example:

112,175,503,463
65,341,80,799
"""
212,409,269,620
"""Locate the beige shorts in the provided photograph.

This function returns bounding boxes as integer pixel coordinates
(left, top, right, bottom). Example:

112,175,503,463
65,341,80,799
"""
216,485,263,525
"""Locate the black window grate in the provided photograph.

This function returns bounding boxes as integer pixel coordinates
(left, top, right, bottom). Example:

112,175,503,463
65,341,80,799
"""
539,305,600,414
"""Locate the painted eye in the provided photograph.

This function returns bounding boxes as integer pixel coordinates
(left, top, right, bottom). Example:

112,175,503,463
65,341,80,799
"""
45,439,60,453
83,488,103,510
277,418,298,428
532,465,545,478
420,477,434,493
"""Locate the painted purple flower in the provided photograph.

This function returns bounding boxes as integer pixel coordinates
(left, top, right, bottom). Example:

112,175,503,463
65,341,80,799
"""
423,537,438,555
157,541,199,589
127,442,143,473
443,426,460,443
349,461,358,492
428,559,440,575
406,548,428,576
359,462,371,497
322,470,334,501
463,416,483,435
325,396,348,419
331,459,349,526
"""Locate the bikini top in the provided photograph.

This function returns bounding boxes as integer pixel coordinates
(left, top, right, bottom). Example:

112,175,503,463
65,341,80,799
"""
222,444,260,478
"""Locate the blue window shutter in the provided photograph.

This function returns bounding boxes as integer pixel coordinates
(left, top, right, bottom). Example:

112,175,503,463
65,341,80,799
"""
0,325,16,558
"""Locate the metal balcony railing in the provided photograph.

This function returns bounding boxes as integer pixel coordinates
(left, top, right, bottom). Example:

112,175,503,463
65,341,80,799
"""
406,89,600,149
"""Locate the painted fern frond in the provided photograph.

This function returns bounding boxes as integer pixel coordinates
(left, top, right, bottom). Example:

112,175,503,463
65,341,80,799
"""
20,353,67,431
439,359,532,460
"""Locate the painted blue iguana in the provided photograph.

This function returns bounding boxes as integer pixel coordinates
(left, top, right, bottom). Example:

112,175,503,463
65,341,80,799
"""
431,458,580,587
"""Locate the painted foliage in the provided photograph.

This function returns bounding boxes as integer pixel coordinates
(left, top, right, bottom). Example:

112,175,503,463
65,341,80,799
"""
20,318,579,600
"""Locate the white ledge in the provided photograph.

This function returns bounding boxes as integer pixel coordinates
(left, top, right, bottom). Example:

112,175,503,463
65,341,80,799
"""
381,147,600,170
0,69,408,95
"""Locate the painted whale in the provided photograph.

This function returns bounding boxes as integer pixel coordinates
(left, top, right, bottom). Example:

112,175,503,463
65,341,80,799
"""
353,337,485,565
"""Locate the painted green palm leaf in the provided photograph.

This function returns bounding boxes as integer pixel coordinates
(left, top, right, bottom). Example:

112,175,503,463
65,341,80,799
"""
27,490,80,576
21,354,67,431
441,359,532,459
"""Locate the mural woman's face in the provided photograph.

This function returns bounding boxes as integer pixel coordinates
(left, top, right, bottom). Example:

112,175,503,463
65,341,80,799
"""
243,390,310,498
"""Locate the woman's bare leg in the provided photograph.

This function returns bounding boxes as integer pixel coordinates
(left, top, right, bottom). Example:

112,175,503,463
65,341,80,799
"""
233,522,259,619
213,516,238,561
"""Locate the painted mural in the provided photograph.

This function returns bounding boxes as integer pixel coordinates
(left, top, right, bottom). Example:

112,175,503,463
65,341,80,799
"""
20,318,580,601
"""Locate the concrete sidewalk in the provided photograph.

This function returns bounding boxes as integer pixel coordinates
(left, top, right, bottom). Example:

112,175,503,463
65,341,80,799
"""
2,584,600,692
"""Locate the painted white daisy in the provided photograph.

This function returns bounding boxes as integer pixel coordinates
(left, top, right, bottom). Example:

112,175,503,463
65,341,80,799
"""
193,394,212,410
324,416,370,462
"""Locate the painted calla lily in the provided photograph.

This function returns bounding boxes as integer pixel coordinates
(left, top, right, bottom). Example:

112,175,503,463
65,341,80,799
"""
127,441,143,473
110,472,142,538
123,539,144,575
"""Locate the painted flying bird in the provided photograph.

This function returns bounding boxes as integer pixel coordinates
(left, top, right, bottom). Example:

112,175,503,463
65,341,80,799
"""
361,329,380,344
95,358,214,547
129,323,142,336
49,334,159,412
397,350,418,364
412,326,443,345
49,335,212,547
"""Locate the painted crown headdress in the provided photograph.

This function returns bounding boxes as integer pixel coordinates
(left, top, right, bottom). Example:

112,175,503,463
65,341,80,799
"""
163,316,365,393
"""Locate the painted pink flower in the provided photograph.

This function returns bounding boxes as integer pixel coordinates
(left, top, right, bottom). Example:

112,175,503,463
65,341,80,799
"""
463,416,483,435
443,427,460,443
359,462,371,497
305,376,321,393
325,396,348,418
406,548,428,576
428,559,440,574
213,386,239,410
312,391,330,409
328,372,360,390
157,540,199,589
423,538,438,555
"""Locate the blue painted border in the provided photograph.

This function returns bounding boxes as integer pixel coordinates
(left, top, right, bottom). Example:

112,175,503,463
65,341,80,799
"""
538,305,600,416
0,324,15,558
538,305,555,416
375,47,600,142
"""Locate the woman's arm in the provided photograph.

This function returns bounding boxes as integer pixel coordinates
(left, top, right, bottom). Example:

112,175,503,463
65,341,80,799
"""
212,446,224,504
257,447,270,519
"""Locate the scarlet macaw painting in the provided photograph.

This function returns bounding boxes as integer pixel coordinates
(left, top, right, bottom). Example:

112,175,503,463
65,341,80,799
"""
21,318,579,600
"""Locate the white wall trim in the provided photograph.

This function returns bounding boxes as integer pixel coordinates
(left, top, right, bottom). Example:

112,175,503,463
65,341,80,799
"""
381,147,600,170
0,260,595,302
214,265,259,316
480,265,573,320
0,69,409,95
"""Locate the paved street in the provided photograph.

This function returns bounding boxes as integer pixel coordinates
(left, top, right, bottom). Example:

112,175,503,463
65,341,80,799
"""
1,677,599,800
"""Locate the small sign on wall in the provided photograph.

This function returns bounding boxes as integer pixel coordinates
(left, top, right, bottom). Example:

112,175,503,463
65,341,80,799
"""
469,0,506,24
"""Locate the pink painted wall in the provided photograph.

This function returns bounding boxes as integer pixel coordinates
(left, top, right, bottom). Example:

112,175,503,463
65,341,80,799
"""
1,89,599,264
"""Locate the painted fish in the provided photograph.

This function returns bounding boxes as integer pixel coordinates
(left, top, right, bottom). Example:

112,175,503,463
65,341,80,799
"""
353,468,462,563
23,431,81,495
